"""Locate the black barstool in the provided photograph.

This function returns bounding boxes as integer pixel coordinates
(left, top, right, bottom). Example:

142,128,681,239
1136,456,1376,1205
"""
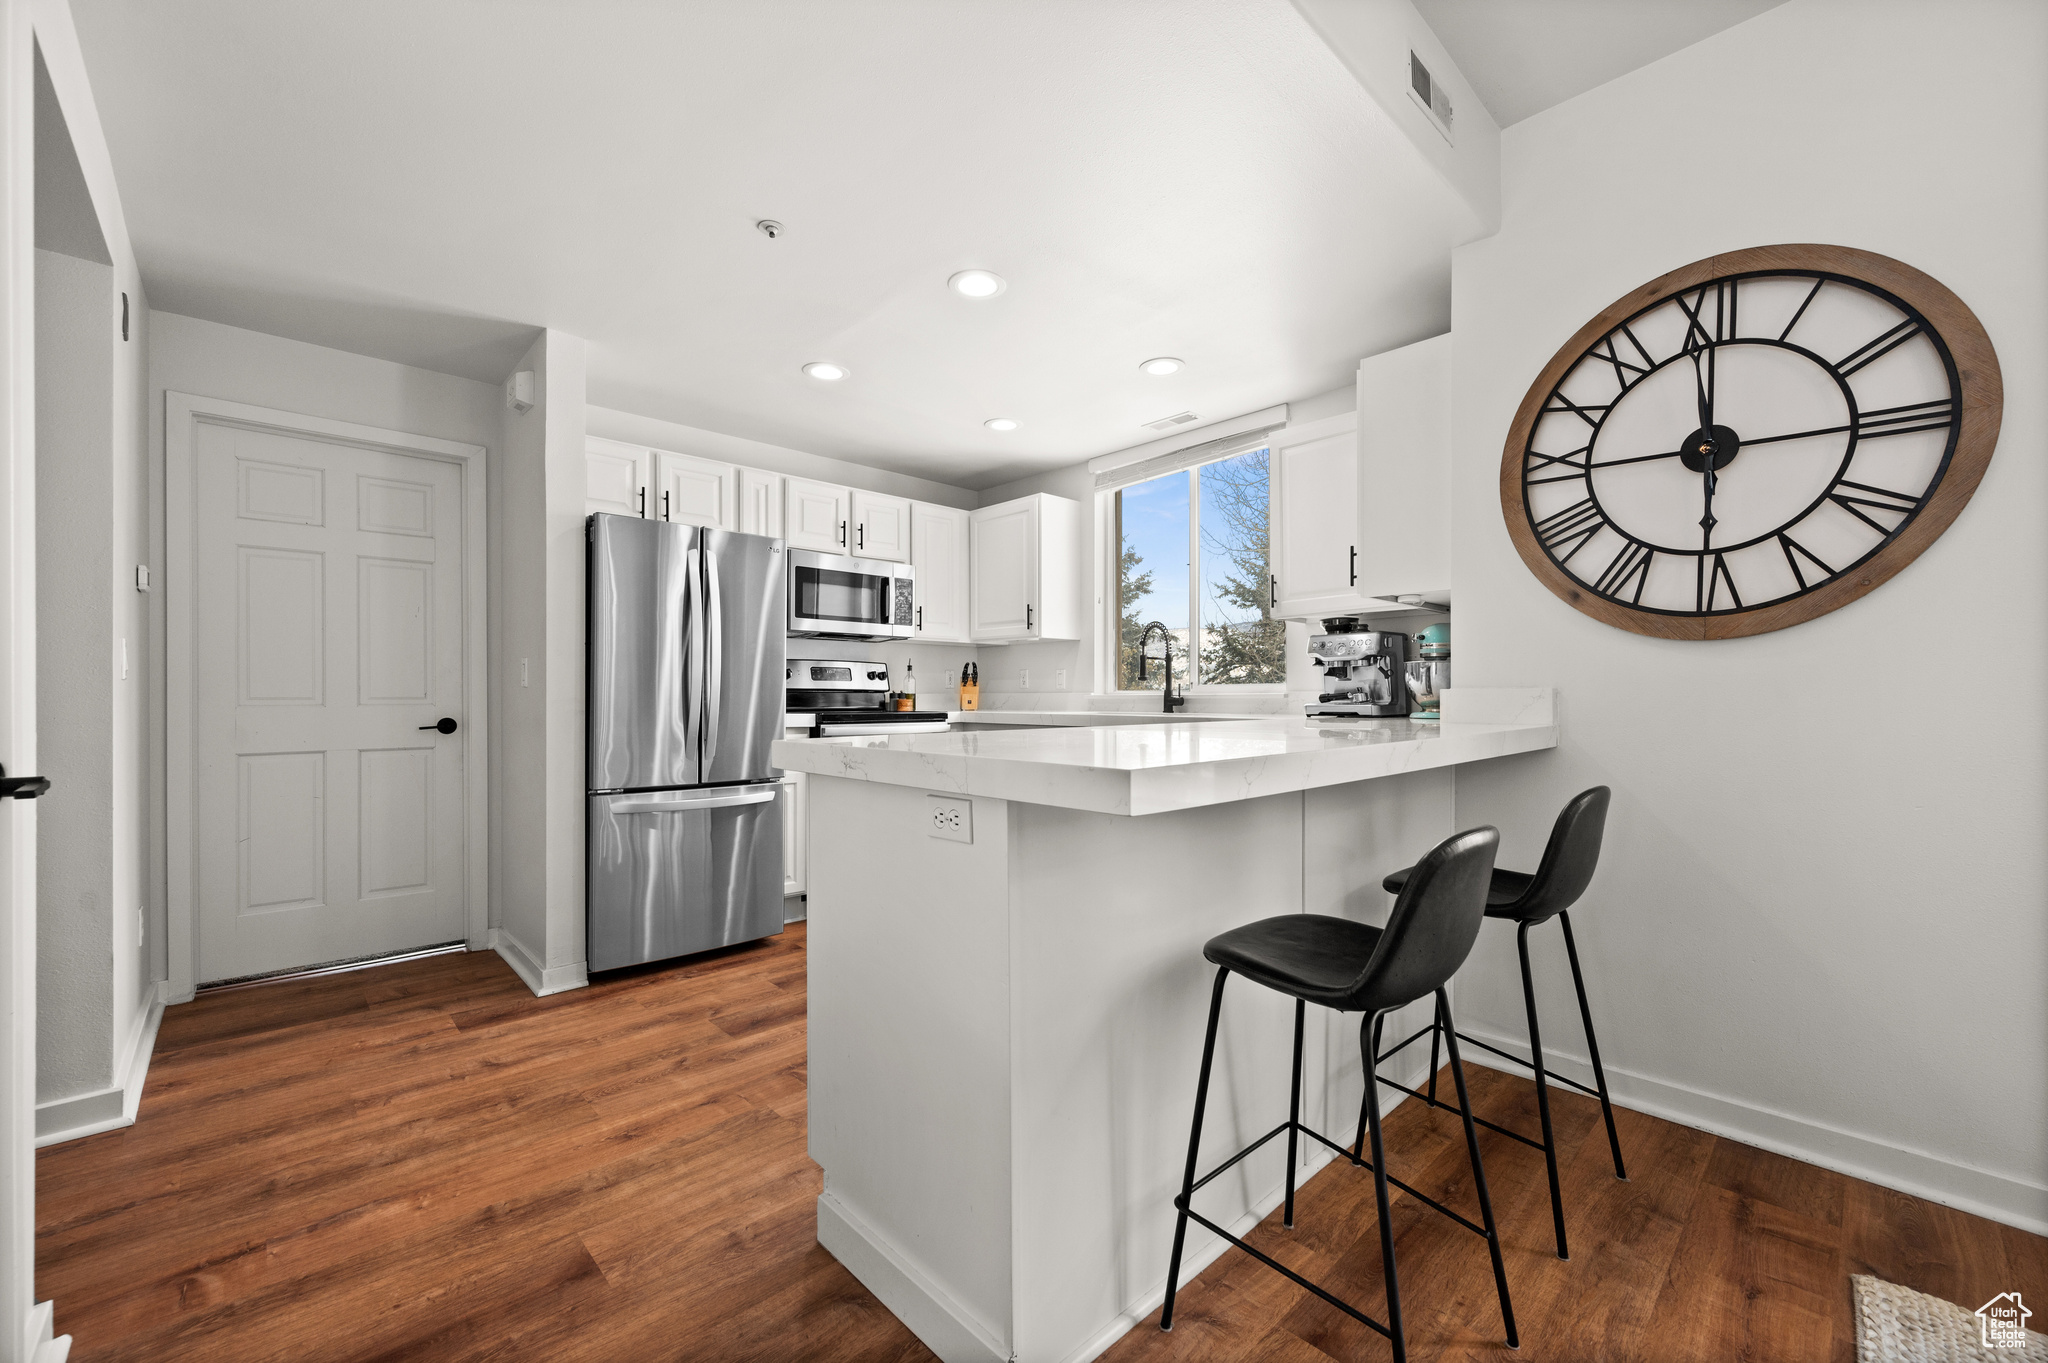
1159,827,1517,1363
1374,786,1626,1262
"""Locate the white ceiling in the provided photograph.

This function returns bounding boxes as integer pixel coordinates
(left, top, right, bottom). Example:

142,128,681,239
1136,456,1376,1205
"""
1412,0,1791,128
71,0,1481,490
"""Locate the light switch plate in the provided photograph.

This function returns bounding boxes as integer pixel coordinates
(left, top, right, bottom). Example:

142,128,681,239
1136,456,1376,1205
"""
928,795,972,844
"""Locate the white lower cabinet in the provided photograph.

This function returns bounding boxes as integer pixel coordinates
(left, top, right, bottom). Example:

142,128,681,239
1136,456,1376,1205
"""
910,501,971,642
782,770,807,898
971,493,1081,642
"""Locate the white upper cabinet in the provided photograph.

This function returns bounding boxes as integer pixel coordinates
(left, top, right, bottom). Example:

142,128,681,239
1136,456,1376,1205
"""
1354,333,1451,600
586,437,651,519
737,467,782,538
850,489,911,563
653,449,736,529
1269,413,1362,620
784,477,849,554
971,493,1081,642
910,501,971,642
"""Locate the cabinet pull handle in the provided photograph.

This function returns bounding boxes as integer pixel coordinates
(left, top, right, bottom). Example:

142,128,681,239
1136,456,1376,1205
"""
1349,545,1356,586
917,606,924,629
662,490,670,522
1270,575,1277,608
1026,603,1033,629
857,523,865,550
839,519,846,546
638,487,646,518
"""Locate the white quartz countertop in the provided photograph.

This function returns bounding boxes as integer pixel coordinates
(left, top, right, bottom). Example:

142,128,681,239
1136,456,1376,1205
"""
772,688,1557,816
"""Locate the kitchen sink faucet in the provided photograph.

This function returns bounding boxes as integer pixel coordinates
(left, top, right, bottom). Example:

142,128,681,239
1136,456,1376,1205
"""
1136,621,1187,714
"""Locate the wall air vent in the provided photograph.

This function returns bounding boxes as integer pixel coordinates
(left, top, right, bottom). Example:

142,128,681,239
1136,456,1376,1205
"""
1407,51,1454,145
1143,411,1201,433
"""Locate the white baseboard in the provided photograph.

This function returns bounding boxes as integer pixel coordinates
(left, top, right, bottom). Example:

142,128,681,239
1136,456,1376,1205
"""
491,928,588,998
26,1300,69,1363
35,995,165,1148
817,1191,1009,1363
1459,1023,2048,1238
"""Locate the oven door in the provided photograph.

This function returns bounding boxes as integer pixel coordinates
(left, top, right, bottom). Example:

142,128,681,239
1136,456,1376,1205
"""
787,549,913,640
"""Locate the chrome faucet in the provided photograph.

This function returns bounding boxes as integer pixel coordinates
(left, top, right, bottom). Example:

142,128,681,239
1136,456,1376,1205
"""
1136,621,1187,714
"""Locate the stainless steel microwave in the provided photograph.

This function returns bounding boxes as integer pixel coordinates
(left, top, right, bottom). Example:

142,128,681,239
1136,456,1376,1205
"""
787,548,915,641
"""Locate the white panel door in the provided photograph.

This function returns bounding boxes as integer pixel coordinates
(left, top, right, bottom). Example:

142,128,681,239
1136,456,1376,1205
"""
195,422,467,981
784,477,848,553
738,467,782,538
911,501,971,642
1270,415,1363,619
782,771,807,897
850,489,911,563
586,438,649,518
653,449,735,528
971,499,1037,640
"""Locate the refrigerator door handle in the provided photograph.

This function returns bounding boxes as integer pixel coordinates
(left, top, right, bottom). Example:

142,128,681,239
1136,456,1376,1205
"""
610,787,777,815
682,540,704,769
701,544,723,767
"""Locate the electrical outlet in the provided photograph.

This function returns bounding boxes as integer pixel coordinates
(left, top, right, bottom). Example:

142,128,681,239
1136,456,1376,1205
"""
928,795,973,844
1019,669,1030,689
1055,668,1067,689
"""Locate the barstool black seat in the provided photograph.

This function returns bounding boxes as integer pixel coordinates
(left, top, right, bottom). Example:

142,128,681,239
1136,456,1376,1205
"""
1371,786,1625,1262
1160,826,1517,1363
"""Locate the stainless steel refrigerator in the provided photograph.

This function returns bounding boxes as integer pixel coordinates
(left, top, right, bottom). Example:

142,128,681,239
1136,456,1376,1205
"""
587,514,786,972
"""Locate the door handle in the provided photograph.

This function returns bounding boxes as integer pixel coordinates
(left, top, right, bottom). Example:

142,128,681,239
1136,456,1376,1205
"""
419,718,458,734
1349,545,1356,586
0,764,49,800
701,545,723,768
611,786,777,815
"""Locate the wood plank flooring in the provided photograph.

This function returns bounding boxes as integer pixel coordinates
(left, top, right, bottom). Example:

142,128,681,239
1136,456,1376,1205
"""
37,928,2044,1361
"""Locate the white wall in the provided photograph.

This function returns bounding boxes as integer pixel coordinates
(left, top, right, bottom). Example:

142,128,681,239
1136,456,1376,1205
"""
1447,0,2047,1229
146,312,505,990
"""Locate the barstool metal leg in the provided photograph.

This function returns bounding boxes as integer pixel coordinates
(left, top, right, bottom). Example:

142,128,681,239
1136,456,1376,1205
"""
1284,998,1304,1228
1518,923,1568,1260
1426,993,1443,1105
1439,989,1519,1349
1360,1011,1407,1363
1349,1013,1387,1164
1559,911,1627,1181
1161,967,1229,1331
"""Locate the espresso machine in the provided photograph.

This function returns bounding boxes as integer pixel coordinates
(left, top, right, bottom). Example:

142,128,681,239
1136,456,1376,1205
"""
1305,617,1410,718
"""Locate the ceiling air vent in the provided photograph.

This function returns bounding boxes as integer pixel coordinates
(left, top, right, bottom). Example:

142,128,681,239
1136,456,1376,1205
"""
1408,51,1454,145
1143,411,1201,433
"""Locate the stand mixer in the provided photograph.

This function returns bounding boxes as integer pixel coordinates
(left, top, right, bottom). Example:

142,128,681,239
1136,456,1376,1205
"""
1305,618,1410,718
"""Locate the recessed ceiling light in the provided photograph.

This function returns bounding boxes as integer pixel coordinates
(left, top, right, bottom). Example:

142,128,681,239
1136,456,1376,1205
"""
1140,357,1184,376
984,418,1019,432
802,362,848,381
948,270,1007,299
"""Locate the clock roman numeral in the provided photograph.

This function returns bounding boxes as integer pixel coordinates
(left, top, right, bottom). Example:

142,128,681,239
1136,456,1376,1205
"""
1526,443,1590,485
1540,393,1609,427
1778,277,1825,342
1591,336,1650,392
1857,397,1956,440
1702,552,1742,612
1828,478,1922,535
1674,287,1714,354
1593,540,1653,603
1777,532,1834,592
1837,318,1922,376
1534,498,1604,563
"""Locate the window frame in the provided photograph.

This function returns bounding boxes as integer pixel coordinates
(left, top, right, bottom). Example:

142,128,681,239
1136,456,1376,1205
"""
1101,443,1285,696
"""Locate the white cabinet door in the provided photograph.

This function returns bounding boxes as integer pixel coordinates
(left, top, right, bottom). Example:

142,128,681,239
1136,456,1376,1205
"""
586,438,650,519
782,771,807,897
1270,413,1363,620
850,489,911,563
784,477,848,553
1355,334,1451,599
653,450,735,528
971,498,1038,640
737,467,781,538
911,501,971,642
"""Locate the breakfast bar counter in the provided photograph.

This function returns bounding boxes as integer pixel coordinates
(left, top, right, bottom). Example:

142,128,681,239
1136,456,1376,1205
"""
773,689,1557,1363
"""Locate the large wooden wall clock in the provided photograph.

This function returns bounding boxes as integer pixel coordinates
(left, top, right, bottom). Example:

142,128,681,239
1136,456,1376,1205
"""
1501,244,2001,639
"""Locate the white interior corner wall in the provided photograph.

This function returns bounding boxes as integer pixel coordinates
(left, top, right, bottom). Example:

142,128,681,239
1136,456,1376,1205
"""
146,314,504,1005
1447,0,2048,1231
491,329,588,998
31,0,153,1154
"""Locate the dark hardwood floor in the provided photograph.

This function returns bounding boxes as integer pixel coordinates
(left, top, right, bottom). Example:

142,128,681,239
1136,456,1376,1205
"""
36,927,2044,1361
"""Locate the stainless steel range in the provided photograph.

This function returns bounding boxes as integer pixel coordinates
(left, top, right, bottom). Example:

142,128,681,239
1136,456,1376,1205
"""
787,659,951,736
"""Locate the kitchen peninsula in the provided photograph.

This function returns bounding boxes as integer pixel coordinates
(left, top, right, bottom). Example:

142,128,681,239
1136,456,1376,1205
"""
772,689,1557,1363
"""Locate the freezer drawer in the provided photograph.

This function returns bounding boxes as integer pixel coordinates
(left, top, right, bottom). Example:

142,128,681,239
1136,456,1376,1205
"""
587,784,785,972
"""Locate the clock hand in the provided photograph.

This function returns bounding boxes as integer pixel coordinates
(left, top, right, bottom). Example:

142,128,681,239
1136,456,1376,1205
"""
1690,345,1712,436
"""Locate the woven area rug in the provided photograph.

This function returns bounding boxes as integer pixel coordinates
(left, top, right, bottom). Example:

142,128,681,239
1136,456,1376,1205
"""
1853,1276,2048,1362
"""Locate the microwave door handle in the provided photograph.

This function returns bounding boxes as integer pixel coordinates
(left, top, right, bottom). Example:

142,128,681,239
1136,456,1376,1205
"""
701,544,722,766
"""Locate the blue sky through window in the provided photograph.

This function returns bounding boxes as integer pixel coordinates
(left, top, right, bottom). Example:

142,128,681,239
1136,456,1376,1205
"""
1118,471,1188,629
